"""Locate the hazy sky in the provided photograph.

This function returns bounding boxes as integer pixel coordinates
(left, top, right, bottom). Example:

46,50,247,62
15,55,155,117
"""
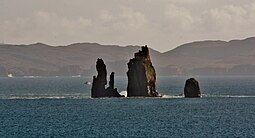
1,0,255,52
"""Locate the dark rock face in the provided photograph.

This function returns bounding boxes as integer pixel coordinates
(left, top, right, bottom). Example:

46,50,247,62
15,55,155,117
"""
184,78,201,98
91,59,107,98
91,58,123,98
106,72,123,97
127,46,161,97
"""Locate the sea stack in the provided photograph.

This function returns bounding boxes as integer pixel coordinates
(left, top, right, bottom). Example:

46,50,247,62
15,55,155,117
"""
91,58,123,98
105,72,123,97
184,78,201,98
127,45,161,97
91,58,107,98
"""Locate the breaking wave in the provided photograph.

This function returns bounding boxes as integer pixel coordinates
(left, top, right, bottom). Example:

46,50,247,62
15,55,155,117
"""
0,93,255,100
162,95,184,98
120,91,127,97
202,94,255,98
161,94,255,98
23,76,40,78
0,94,90,100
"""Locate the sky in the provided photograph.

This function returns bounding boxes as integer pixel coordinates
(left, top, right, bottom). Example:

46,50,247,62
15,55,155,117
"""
1,0,255,52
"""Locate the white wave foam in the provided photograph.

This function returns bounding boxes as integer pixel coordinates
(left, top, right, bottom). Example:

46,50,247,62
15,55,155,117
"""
5,96,66,100
120,91,127,97
161,94,255,98
71,75,81,78
23,76,40,78
162,94,184,98
0,94,91,99
202,94,255,98
1,94,255,100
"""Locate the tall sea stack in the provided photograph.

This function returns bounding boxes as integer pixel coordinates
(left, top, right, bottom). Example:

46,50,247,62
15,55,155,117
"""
91,58,123,98
184,78,201,98
127,45,161,97
91,59,107,98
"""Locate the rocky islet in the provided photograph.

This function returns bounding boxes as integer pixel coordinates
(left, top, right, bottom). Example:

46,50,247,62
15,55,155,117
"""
91,46,201,98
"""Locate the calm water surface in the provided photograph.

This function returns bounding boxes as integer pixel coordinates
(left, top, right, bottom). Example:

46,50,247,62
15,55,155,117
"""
0,76,254,137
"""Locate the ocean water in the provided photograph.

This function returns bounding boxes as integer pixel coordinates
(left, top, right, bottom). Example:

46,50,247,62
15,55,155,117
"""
0,76,254,137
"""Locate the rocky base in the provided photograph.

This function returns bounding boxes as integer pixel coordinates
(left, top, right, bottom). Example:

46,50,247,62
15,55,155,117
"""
105,72,123,97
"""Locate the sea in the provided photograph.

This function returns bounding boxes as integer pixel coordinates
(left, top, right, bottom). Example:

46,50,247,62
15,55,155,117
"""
0,76,254,137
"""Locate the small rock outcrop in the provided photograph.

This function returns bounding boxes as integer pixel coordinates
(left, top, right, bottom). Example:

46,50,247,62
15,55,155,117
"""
127,45,161,97
184,78,201,98
91,58,123,98
106,72,123,97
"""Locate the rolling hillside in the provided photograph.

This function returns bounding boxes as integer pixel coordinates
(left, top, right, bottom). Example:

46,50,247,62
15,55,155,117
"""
1,37,255,76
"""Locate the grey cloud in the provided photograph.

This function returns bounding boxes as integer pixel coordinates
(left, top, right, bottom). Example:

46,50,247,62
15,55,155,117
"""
0,0,255,52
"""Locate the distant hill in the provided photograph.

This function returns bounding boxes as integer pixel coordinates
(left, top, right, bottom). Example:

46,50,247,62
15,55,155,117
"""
161,37,255,75
1,37,255,76
0,42,160,76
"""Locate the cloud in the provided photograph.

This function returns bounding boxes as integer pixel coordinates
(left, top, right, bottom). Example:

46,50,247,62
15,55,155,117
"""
163,4,195,31
1,0,255,52
0,11,92,44
144,0,206,4
98,7,148,32
201,2,255,35
99,10,114,22
168,0,206,4
90,7,151,45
